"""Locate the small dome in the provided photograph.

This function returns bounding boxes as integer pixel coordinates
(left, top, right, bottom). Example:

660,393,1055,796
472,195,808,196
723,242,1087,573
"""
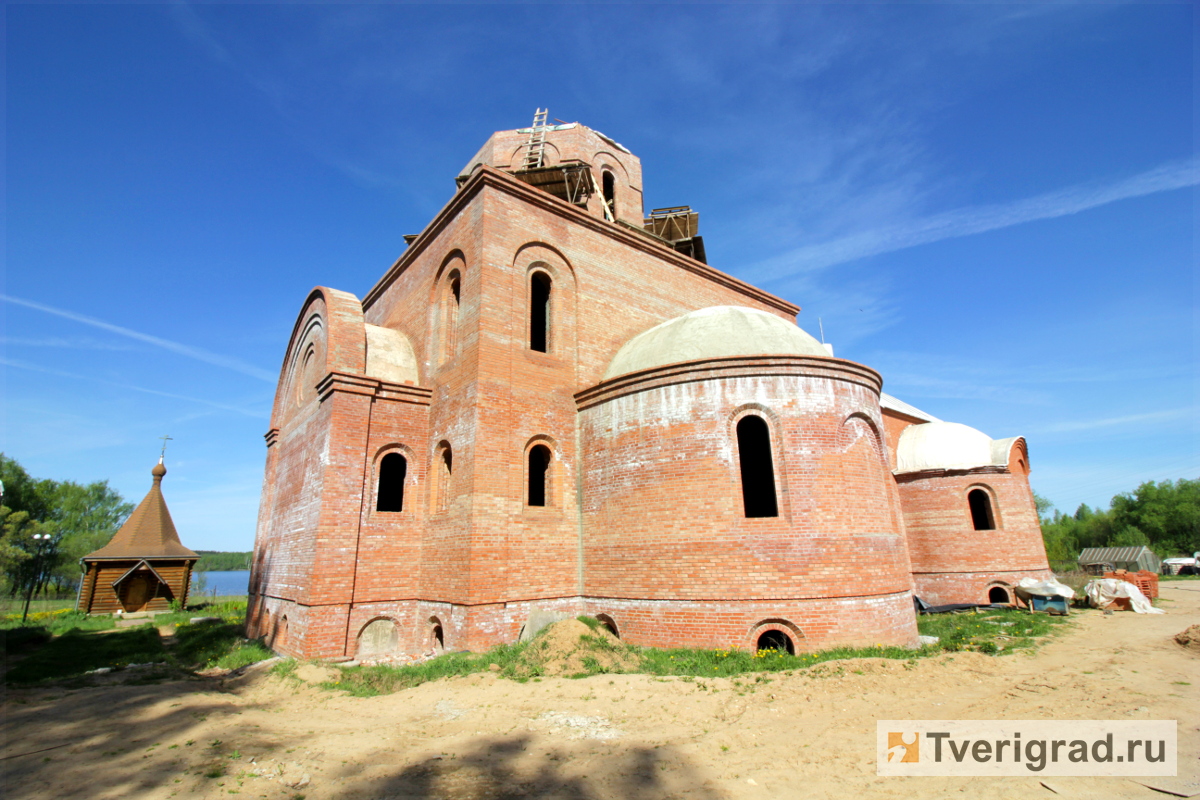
604,306,827,380
364,324,419,385
151,462,167,478
896,422,1010,474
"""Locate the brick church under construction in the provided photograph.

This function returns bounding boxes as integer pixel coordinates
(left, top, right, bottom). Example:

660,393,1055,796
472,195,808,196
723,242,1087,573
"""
247,114,1052,660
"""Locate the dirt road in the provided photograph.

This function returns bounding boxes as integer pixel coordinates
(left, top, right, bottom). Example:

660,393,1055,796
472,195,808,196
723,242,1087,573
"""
4,584,1197,800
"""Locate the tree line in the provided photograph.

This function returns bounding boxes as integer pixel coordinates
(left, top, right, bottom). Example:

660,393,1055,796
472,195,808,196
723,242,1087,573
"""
194,551,253,571
1037,478,1199,563
1,454,134,599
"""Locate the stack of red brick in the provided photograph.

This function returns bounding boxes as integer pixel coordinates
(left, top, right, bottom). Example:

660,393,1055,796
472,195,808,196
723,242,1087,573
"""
1104,570,1159,600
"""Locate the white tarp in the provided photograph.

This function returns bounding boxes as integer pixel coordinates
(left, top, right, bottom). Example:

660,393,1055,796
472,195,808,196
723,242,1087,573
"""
1084,578,1164,614
1014,577,1076,601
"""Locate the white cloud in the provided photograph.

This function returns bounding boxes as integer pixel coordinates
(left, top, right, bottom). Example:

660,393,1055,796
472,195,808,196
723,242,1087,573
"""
745,157,1200,280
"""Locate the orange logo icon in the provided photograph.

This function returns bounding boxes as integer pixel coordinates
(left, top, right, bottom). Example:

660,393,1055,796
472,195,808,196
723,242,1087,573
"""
887,732,919,763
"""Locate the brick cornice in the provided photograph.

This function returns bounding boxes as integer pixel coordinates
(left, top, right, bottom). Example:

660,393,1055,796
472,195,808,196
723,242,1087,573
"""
893,466,1010,481
574,355,882,410
362,165,800,316
316,371,433,405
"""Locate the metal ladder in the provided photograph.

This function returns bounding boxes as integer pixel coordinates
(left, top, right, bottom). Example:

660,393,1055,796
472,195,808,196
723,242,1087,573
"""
522,108,549,169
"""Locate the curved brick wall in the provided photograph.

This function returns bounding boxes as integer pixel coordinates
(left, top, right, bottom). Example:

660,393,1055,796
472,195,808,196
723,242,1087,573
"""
897,469,1051,605
577,356,919,650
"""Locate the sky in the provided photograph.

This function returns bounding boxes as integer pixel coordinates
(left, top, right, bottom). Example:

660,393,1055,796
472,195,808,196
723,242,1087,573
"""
4,2,1196,552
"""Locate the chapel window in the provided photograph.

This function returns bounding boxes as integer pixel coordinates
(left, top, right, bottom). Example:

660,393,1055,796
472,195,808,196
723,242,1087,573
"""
530,271,552,353
376,452,407,512
968,488,996,530
736,415,779,518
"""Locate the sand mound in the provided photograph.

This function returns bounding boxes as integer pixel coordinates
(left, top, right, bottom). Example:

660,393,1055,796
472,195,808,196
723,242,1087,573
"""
1173,624,1200,652
521,619,639,676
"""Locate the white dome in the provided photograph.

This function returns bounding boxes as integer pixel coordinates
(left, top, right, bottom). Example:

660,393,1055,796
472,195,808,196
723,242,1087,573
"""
604,306,827,380
895,421,1017,474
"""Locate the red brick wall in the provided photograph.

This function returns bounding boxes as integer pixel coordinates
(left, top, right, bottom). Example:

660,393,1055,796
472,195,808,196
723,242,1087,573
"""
248,141,1044,660
897,470,1051,606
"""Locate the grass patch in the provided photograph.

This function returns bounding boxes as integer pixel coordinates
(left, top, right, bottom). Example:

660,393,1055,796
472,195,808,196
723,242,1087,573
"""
4,598,273,683
1,608,115,634
328,648,517,697
320,608,1071,697
270,658,299,680
6,627,168,683
917,607,1070,653
1161,574,1200,582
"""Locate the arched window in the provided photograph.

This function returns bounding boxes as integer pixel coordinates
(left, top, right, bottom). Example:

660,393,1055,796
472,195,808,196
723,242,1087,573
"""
527,444,551,506
376,452,407,512
434,443,453,513
530,271,552,353
988,586,1010,604
968,488,996,530
736,415,778,518
438,271,462,366
602,171,616,220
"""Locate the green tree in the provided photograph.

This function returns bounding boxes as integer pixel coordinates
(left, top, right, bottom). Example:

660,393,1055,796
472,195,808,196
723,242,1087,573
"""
1037,477,1199,562
1110,479,1200,556
0,454,133,597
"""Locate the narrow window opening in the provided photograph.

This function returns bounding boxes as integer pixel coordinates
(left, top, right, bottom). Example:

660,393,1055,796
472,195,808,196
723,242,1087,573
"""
432,625,444,649
436,445,453,513
968,488,995,530
376,453,407,512
737,416,779,518
527,444,551,506
530,272,551,352
756,630,794,655
439,272,462,366
602,171,616,219
988,586,1010,604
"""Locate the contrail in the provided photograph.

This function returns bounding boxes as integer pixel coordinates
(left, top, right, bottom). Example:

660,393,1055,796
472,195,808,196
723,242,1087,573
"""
747,157,1199,280
2,294,276,383
2,357,269,419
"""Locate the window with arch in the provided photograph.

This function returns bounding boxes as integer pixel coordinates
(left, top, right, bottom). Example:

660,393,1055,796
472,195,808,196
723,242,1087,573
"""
529,271,552,353
968,488,996,530
527,443,552,507
438,270,462,366
376,452,407,512
601,171,616,220
736,415,779,518
434,443,453,513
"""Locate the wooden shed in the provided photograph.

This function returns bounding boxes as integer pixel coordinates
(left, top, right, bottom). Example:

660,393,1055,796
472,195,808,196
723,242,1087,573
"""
77,461,198,614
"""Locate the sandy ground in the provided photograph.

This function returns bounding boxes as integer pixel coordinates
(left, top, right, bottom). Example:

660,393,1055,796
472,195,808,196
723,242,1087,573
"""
4,585,1198,800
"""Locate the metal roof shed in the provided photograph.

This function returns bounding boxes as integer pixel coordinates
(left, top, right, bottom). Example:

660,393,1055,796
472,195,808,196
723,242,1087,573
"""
1077,546,1161,574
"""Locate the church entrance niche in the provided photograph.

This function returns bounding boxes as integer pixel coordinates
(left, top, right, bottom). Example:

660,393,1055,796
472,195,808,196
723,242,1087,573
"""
122,575,154,612
358,618,399,658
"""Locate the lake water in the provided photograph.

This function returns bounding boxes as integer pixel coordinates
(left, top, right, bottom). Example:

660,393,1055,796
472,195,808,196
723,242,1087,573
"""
192,570,250,597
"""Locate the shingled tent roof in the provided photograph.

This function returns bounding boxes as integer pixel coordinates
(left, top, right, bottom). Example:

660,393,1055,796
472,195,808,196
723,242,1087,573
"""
84,461,197,560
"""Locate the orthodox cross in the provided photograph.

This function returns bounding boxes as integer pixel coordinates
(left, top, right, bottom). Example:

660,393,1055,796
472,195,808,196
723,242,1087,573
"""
159,435,173,461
